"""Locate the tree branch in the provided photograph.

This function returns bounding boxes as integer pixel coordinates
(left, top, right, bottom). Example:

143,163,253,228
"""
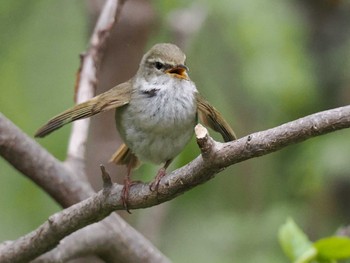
0,104,170,263
0,172,168,263
1,105,349,262
31,212,169,263
31,223,115,263
0,113,93,207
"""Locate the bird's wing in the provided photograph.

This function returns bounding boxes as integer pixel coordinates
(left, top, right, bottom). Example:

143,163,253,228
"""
196,93,236,142
35,81,132,138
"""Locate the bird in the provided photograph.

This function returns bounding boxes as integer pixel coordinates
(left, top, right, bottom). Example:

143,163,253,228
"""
35,43,236,212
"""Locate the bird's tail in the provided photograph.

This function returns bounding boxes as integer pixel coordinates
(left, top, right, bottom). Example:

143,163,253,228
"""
109,143,140,168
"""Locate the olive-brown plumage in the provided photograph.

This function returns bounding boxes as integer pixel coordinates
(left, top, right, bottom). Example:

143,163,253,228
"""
35,43,236,212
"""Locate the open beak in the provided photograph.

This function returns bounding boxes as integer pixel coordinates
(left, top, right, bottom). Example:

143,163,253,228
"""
165,64,189,80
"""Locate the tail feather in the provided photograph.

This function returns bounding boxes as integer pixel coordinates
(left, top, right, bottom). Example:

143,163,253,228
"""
109,143,140,168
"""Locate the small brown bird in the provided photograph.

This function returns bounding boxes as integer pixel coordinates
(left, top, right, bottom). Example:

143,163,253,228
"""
35,43,236,211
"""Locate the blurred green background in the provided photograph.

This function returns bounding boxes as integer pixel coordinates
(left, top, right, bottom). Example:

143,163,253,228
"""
1,0,350,262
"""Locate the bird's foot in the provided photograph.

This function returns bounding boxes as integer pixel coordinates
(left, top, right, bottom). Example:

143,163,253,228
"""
121,178,142,214
149,167,166,192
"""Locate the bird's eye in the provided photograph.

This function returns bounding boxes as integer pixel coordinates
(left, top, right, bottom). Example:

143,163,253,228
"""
154,62,164,70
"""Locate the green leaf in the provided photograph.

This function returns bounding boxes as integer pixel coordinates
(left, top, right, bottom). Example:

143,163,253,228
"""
279,218,316,263
314,236,350,260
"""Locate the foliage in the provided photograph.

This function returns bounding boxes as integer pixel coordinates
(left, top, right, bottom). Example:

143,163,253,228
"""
279,218,350,263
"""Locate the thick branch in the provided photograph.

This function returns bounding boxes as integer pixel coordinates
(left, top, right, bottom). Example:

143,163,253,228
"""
0,162,168,263
29,212,168,263
31,222,115,263
0,113,93,207
0,190,110,263
1,105,349,262
31,216,136,263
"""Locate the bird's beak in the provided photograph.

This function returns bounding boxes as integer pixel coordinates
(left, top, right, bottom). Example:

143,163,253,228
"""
165,64,189,80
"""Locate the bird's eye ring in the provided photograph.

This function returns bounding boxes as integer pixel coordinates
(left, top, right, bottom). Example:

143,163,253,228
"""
154,62,164,70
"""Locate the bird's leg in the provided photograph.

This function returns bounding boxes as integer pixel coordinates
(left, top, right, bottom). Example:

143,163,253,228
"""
121,164,134,214
149,159,172,192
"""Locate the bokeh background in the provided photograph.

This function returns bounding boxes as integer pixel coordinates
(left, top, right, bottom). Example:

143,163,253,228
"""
1,0,350,262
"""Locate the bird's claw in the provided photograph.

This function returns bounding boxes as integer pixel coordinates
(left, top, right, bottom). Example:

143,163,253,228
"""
121,179,142,214
149,168,166,192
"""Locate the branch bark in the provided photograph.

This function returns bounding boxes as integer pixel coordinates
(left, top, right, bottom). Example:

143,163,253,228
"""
1,105,350,262
0,169,168,263
30,215,141,263
0,113,93,207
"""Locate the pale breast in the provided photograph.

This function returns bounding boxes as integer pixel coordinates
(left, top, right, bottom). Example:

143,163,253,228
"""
116,77,198,164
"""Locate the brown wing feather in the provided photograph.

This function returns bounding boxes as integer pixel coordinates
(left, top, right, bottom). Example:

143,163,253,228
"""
35,81,132,138
196,94,236,142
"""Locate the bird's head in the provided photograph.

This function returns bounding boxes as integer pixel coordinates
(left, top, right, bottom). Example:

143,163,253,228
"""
139,43,189,81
